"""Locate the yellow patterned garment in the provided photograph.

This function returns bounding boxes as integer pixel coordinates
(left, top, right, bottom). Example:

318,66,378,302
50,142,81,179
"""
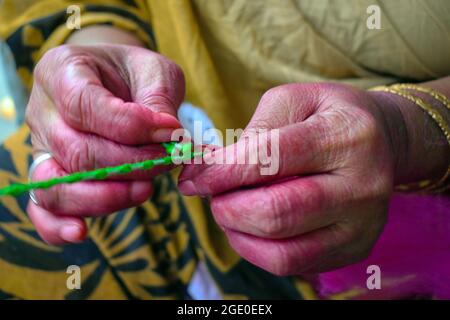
0,0,449,299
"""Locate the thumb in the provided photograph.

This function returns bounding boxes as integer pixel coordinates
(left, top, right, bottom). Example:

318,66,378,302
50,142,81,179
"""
128,51,186,118
179,85,331,196
244,84,319,131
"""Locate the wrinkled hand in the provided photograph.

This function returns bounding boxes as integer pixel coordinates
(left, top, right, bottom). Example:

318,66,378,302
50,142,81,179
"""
26,44,185,244
179,83,399,275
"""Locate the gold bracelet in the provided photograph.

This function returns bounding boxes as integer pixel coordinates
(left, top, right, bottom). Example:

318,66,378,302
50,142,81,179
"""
370,85,450,192
433,181,450,193
391,83,450,193
390,84,450,111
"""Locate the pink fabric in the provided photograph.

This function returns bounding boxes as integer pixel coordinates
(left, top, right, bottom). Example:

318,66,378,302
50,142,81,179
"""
317,193,450,299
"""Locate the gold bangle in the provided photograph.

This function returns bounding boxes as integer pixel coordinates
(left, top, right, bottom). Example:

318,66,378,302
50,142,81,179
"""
370,85,450,192
390,84,450,111
390,83,450,193
433,180,450,193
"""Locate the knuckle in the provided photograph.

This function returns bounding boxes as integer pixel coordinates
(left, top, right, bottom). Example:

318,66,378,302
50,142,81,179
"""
30,132,47,155
255,192,287,237
261,83,316,103
329,223,356,248
128,59,186,112
252,188,295,238
210,198,227,224
146,51,184,79
36,186,63,213
210,197,240,229
46,45,70,59
138,90,177,110
268,245,297,276
343,108,381,154
47,49,96,129
204,166,234,194
26,94,57,145
264,84,296,98
258,83,322,125
137,66,184,110
61,83,92,129
33,52,52,84
66,138,96,172
169,64,186,105
260,85,291,105
249,117,273,130
113,101,136,130
167,60,185,83
34,46,71,84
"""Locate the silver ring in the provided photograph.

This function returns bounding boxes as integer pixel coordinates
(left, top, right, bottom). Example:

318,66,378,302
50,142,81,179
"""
29,153,53,206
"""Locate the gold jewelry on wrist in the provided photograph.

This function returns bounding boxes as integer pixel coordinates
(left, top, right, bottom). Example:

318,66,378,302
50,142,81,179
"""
370,85,450,193
390,83,450,111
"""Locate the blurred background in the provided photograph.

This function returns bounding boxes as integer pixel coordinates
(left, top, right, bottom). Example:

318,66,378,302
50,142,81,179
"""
0,41,27,143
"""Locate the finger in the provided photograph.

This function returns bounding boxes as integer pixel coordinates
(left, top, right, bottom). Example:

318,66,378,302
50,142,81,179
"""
179,115,338,196
244,83,320,130
43,116,175,178
128,50,186,115
39,50,181,144
59,82,181,144
32,157,153,216
211,174,350,239
224,222,356,276
27,202,87,245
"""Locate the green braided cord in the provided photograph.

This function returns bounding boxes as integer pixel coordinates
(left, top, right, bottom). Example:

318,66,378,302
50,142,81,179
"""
0,142,201,197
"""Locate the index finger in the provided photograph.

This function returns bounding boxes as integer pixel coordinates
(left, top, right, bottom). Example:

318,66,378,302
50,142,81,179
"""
179,117,337,196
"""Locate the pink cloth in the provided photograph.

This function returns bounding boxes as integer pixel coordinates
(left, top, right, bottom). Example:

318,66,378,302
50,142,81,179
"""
317,193,450,299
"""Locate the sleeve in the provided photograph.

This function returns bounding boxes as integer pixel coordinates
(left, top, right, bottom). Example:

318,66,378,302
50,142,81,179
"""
0,0,156,89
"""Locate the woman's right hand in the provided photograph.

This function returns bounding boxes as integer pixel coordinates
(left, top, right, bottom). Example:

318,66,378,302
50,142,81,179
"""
25,44,185,245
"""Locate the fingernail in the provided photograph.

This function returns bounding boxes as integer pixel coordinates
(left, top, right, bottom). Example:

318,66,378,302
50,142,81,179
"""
60,225,84,243
152,128,177,142
178,180,199,195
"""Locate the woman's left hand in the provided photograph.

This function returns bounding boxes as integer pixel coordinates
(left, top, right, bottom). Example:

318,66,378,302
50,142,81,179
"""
179,83,403,275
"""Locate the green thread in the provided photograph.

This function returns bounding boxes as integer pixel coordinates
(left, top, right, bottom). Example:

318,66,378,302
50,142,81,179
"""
0,142,201,197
